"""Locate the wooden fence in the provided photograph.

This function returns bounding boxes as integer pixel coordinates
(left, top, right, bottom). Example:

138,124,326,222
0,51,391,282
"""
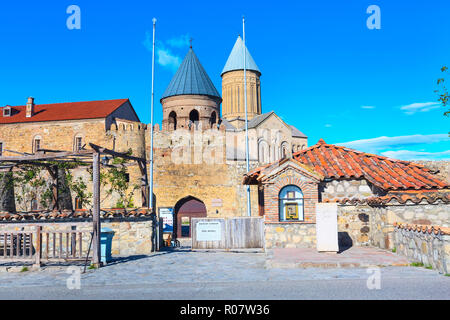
191,217,264,250
0,226,92,266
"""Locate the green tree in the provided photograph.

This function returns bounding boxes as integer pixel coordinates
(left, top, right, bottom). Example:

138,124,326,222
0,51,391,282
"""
436,66,449,116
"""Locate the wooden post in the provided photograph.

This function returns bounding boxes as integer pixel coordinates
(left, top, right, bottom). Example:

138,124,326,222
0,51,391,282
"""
34,226,41,267
92,152,102,268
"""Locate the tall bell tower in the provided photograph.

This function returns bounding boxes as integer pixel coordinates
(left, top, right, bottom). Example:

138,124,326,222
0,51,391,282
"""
221,36,261,127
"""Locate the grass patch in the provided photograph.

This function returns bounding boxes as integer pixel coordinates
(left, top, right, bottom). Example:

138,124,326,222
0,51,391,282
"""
20,267,29,272
392,247,396,253
425,265,433,270
445,274,450,277
88,264,96,270
410,262,424,267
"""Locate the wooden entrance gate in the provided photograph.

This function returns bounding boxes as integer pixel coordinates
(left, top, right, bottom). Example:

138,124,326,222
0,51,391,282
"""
191,217,264,250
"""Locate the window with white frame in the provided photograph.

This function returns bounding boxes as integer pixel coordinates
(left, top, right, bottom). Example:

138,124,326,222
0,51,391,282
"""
3,107,11,117
279,185,304,222
33,136,41,153
74,135,83,151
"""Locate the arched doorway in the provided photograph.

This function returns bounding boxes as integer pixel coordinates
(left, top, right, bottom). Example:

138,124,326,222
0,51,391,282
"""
174,196,207,238
189,109,200,130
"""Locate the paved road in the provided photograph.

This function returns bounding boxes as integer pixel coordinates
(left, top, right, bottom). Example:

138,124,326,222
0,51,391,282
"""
0,249,449,300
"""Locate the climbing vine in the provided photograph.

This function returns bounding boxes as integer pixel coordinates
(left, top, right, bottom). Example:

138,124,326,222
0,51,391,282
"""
0,150,139,211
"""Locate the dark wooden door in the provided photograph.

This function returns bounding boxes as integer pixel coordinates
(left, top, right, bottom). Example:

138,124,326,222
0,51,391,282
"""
176,198,207,238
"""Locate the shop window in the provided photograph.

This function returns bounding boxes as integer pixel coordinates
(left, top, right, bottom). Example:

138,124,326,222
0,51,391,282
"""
279,185,304,222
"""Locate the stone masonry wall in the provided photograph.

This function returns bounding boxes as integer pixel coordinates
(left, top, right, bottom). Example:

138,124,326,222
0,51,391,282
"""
265,223,316,249
370,202,450,250
415,160,450,185
337,204,371,247
394,226,450,274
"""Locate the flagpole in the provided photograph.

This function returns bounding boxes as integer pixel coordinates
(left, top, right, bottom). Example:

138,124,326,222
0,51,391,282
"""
243,16,251,217
149,18,156,211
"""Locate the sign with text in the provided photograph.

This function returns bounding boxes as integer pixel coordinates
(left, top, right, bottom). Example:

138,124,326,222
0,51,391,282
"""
196,221,222,241
159,207,174,233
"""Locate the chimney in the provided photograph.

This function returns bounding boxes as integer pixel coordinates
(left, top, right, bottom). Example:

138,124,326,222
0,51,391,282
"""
26,97,34,118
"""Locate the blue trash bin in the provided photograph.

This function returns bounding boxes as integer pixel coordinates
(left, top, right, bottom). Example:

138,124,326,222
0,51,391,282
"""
100,228,115,264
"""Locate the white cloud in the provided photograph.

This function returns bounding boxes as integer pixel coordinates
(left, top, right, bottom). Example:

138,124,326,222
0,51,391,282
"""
400,102,440,115
361,105,375,109
336,134,450,160
381,150,450,161
337,134,448,151
157,46,181,71
143,32,181,71
166,34,190,48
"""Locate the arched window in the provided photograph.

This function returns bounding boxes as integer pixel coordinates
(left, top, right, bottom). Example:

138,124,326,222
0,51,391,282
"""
281,142,289,159
258,139,269,164
169,111,177,130
209,111,217,128
279,185,304,222
74,135,83,151
189,109,199,130
33,136,42,153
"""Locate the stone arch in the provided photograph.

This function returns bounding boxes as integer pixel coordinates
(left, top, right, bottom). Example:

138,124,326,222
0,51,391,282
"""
209,111,217,129
281,141,289,159
174,196,207,238
189,109,200,130
168,111,177,130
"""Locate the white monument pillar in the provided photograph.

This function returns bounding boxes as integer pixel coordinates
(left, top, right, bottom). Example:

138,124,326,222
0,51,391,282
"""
315,203,339,253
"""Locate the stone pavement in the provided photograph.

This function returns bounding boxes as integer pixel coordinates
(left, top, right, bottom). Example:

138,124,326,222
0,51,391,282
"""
266,247,410,268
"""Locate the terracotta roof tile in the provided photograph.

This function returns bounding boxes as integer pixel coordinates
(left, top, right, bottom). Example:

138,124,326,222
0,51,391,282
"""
0,99,130,124
0,208,152,222
245,140,449,192
394,222,450,235
292,140,448,191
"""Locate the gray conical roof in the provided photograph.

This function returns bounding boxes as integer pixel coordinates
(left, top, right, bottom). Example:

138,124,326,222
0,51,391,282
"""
222,36,260,76
161,48,221,100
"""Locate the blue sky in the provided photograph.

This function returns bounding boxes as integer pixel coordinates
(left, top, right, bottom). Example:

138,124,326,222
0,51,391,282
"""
0,0,449,160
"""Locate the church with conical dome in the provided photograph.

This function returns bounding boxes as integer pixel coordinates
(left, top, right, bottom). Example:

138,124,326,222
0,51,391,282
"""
150,36,309,238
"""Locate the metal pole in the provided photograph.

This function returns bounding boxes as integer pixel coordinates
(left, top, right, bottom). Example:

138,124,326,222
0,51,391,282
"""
149,18,156,211
243,16,251,217
92,152,101,268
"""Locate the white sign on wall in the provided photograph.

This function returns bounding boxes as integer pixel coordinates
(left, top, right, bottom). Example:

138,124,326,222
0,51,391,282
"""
315,203,339,253
196,221,222,241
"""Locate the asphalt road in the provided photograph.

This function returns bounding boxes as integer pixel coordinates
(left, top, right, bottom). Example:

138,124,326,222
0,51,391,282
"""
0,250,449,300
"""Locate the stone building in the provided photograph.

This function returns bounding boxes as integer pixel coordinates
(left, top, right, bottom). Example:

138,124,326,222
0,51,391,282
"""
0,36,308,241
244,139,450,250
1,34,448,258
0,98,147,211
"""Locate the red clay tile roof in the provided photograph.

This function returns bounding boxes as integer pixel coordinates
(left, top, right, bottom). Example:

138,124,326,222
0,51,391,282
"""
0,208,152,222
0,99,130,124
322,189,450,205
293,139,448,191
245,139,449,191
394,222,450,235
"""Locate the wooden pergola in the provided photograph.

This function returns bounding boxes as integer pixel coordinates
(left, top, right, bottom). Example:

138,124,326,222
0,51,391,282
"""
0,143,148,267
